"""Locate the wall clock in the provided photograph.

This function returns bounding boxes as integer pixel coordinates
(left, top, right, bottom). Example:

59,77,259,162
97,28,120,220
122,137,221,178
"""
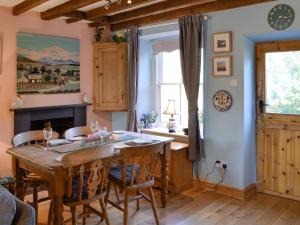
213,90,232,112
268,4,295,30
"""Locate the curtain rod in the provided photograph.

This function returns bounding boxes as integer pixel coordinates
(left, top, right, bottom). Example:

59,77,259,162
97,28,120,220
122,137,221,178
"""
139,15,209,30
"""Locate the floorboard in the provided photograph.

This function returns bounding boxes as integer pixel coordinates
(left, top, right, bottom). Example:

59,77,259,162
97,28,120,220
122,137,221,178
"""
34,187,300,225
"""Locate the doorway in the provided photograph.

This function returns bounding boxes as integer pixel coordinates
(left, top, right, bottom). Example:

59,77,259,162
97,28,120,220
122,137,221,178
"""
256,40,300,200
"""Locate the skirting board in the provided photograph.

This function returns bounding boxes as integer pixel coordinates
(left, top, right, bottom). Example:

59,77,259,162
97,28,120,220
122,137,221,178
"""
193,178,256,200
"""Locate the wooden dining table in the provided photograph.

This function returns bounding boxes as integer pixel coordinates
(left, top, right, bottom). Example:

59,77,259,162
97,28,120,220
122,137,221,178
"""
7,131,174,225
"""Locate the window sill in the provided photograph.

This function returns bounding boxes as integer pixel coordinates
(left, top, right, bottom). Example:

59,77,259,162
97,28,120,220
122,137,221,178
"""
142,127,188,143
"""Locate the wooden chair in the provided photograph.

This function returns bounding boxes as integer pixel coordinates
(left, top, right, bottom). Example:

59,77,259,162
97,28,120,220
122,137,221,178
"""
48,144,114,225
105,142,164,225
64,126,91,139
12,130,59,224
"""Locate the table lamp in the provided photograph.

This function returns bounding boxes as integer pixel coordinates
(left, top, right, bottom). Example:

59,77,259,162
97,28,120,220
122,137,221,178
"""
163,99,177,133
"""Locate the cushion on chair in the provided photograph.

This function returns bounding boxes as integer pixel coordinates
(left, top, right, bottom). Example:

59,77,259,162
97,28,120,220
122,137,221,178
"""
0,176,15,185
0,184,17,225
64,175,88,202
109,164,139,185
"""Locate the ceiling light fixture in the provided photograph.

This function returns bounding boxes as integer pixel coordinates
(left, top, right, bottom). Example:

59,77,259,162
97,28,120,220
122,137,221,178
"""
104,0,132,10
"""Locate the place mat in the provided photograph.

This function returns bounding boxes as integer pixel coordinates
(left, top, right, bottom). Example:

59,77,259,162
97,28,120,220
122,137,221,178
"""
125,139,161,146
51,135,137,153
109,134,137,143
51,141,88,153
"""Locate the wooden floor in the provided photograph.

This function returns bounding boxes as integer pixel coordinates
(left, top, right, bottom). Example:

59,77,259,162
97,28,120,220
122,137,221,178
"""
36,187,300,225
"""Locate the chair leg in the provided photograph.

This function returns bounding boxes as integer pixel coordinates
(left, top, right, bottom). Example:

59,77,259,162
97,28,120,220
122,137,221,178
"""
124,191,129,225
114,185,120,202
100,198,110,225
33,184,38,224
149,187,160,225
47,200,53,225
136,190,140,211
83,204,87,225
105,182,111,205
71,206,77,225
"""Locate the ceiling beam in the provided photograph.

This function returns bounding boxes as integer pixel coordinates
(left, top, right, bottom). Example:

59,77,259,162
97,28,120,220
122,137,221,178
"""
41,0,101,20
110,0,276,31
65,11,87,24
109,0,217,24
66,18,82,24
12,0,49,16
86,0,162,20
64,10,87,19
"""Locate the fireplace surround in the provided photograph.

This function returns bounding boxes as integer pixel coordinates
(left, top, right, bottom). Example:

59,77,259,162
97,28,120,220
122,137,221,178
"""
10,104,91,137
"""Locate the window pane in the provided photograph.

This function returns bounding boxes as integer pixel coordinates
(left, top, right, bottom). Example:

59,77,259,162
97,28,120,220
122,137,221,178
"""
265,51,300,115
161,50,182,83
160,85,181,123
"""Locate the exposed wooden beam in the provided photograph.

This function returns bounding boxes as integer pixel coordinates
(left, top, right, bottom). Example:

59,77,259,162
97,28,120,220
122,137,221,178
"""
41,0,101,20
12,0,49,16
66,18,82,24
86,0,161,20
88,17,110,27
110,0,276,31
64,10,87,19
65,11,87,24
109,0,217,24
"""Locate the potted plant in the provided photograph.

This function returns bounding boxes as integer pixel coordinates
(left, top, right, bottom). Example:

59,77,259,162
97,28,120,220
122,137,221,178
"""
142,111,158,128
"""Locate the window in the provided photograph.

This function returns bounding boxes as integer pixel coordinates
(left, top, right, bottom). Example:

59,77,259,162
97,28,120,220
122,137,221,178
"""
154,39,203,127
265,51,300,115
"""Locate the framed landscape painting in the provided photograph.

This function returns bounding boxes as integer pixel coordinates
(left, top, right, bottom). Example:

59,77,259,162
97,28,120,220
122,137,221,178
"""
213,31,232,53
17,33,80,94
212,55,232,76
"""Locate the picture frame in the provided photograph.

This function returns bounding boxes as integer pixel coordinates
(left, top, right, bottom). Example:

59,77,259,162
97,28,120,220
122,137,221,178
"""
17,33,80,94
212,55,232,76
213,31,232,53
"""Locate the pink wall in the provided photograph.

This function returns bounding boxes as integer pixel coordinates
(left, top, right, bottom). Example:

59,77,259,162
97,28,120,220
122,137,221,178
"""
0,7,112,176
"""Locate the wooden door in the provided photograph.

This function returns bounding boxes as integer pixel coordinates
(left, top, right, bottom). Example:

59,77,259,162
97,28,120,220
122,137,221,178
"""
256,40,300,200
93,43,128,111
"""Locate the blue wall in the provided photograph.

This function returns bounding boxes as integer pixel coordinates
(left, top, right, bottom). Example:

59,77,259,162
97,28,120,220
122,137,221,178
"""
203,0,300,189
112,0,300,189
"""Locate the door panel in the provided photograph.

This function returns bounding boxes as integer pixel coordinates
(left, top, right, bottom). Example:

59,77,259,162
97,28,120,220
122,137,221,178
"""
256,40,300,200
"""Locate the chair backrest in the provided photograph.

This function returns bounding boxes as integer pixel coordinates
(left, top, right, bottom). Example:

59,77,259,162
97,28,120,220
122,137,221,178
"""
12,130,59,147
62,144,114,201
64,126,91,139
120,142,164,186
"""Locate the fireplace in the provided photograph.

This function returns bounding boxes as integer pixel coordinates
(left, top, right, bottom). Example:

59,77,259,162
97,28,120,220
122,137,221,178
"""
11,104,90,137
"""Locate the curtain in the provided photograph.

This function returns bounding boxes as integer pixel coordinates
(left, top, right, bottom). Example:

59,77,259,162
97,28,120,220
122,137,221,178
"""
179,15,205,161
127,26,139,131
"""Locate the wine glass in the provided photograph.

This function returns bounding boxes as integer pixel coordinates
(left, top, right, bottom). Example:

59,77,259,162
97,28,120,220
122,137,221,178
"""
137,120,145,139
90,121,99,135
90,121,99,145
98,126,108,144
43,127,53,150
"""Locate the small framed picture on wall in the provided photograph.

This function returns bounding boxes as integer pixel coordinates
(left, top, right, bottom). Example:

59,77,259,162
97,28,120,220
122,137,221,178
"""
213,31,232,53
213,55,232,76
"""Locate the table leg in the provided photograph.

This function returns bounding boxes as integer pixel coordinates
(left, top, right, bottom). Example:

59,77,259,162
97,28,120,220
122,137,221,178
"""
14,158,26,201
160,143,171,208
51,168,65,225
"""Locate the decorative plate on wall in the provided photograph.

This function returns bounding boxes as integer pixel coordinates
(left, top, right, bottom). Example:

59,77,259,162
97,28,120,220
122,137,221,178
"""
268,4,295,30
213,90,233,112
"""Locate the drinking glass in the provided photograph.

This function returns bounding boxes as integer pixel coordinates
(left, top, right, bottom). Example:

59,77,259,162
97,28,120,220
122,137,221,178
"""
43,127,53,150
137,120,145,139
